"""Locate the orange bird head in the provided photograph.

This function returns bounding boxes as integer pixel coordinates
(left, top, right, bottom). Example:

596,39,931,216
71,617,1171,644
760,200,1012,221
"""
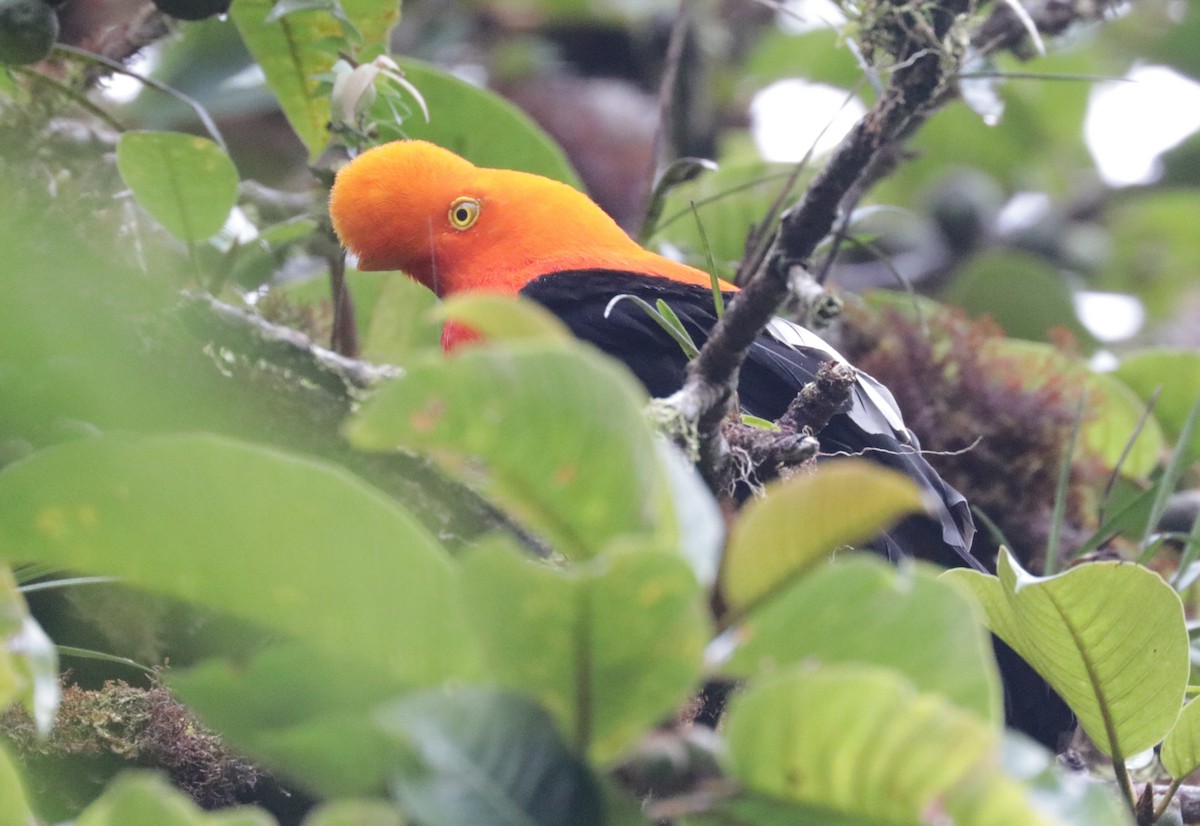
328,140,721,297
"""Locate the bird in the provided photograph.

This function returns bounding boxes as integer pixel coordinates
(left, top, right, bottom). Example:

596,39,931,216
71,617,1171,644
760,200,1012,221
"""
328,139,980,573
328,141,1084,750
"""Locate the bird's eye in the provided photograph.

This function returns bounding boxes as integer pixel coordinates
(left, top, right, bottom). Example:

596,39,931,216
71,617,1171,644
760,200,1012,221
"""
448,196,480,230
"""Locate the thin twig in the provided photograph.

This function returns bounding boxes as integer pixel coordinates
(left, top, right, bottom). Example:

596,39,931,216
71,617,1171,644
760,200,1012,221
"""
639,0,692,237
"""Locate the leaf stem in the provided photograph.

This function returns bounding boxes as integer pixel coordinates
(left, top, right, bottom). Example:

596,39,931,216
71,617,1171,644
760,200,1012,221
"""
1153,777,1183,823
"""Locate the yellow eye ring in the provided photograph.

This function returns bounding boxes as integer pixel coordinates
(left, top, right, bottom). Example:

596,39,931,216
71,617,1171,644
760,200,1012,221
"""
448,196,481,230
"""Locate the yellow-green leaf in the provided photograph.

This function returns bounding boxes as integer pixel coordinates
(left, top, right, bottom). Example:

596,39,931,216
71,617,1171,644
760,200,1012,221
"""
721,460,926,612
944,548,1188,758
725,664,1056,825
346,342,675,559
1162,697,1200,779
229,0,339,160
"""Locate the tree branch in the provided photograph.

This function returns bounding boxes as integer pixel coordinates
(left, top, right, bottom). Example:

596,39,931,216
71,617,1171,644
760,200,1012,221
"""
671,0,972,488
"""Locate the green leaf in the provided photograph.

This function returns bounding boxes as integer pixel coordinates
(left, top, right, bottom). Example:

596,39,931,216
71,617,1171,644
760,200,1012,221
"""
725,557,1001,723
116,131,238,243
0,433,477,685
721,460,927,613
375,688,604,826
0,743,33,826
945,250,1092,344
1115,348,1200,463
459,541,706,761
433,294,574,345
229,0,341,160
170,643,404,796
76,772,276,825
607,294,699,359
394,58,580,187
943,548,1188,759
302,800,406,826
346,343,675,559
361,273,442,365
724,664,1055,825
1082,371,1166,480
1162,697,1200,779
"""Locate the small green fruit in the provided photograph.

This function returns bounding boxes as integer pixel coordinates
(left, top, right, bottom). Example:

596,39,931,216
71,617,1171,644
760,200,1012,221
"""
151,0,229,21
0,0,58,65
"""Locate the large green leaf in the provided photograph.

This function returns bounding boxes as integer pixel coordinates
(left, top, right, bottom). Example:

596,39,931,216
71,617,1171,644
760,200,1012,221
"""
395,59,580,187
459,541,706,760
229,0,340,160
116,131,238,243
169,643,404,796
944,548,1188,759
725,557,1001,722
376,688,604,826
1114,348,1200,463
724,664,1055,825
346,342,675,559
0,433,477,685
721,460,926,613
76,772,274,826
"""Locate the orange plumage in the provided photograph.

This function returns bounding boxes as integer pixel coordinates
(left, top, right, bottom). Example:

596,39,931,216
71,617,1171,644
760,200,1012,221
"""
329,140,722,297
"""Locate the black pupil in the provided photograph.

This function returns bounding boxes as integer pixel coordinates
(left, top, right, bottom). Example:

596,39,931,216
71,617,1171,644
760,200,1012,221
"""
456,207,470,222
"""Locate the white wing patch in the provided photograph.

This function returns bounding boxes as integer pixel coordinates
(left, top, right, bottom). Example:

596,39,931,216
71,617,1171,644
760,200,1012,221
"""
765,317,910,437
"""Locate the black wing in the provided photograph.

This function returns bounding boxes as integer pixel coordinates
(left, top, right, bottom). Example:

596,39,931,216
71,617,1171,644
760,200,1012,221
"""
521,270,980,571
